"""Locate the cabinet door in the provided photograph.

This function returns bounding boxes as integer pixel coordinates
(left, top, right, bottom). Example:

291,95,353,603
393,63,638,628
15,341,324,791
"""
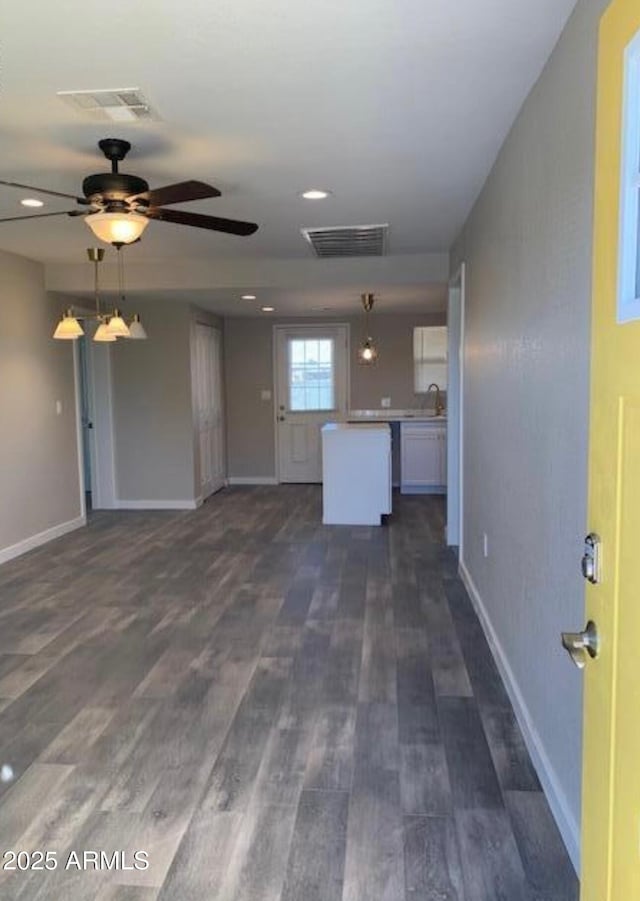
402,428,442,486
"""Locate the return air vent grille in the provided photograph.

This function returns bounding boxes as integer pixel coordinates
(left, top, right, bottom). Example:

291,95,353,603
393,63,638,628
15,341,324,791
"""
56,88,158,122
301,224,388,258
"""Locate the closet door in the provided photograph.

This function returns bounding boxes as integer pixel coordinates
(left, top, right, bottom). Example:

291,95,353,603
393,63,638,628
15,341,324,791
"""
195,323,225,500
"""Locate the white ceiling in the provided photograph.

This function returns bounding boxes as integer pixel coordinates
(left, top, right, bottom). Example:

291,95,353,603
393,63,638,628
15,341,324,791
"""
0,0,576,312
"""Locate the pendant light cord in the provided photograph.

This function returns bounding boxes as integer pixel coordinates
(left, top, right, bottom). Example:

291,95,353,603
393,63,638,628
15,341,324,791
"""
117,245,125,306
94,258,101,318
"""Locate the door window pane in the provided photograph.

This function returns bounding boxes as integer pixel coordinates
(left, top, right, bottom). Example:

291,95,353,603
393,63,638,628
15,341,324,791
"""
288,338,335,411
618,29,640,321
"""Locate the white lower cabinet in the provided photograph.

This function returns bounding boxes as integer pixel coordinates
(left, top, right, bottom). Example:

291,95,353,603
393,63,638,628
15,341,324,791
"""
400,422,447,494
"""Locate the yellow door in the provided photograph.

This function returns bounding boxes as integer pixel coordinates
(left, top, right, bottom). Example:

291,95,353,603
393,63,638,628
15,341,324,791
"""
581,1,640,898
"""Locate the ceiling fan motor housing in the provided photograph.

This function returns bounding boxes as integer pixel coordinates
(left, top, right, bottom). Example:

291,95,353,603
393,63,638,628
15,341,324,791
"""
82,172,149,209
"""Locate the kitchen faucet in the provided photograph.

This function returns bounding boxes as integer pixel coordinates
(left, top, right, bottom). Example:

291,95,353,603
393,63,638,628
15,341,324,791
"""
427,383,445,416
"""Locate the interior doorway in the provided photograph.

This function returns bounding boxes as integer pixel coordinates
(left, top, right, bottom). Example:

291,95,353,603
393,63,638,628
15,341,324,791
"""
274,324,349,483
446,262,466,549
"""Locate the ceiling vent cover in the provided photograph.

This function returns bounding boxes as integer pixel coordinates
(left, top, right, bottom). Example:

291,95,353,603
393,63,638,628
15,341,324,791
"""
56,88,158,122
301,224,388,258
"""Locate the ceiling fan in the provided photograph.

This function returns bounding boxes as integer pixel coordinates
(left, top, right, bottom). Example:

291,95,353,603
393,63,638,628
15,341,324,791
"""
0,138,259,244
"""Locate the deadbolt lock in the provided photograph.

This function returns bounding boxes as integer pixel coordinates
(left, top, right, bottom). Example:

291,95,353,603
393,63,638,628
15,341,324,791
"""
581,533,601,584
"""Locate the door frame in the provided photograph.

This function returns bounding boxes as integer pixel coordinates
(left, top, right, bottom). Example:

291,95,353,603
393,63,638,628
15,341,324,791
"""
446,262,466,551
273,322,351,484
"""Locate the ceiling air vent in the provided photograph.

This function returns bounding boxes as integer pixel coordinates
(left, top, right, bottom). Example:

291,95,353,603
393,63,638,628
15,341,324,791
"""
56,88,158,122
301,224,388,258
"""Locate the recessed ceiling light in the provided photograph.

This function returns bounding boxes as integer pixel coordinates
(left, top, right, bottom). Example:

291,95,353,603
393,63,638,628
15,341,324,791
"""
301,189,331,200
261,306,275,313
21,198,44,208
241,294,257,300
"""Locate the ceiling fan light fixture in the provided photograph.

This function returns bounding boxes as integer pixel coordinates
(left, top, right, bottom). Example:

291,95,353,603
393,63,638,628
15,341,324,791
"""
94,320,116,342
86,211,149,245
53,309,84,340
128,313,147,340
106,308,131,338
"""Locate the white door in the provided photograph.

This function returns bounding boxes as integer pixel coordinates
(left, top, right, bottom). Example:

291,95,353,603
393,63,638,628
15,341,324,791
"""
195,323,225,500
275,325,349,483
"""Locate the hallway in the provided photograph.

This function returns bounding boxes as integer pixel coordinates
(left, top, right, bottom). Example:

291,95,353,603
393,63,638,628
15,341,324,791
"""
0,487,577,900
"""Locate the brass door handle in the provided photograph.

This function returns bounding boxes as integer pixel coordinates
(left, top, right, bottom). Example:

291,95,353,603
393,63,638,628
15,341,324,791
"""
561,621,599,669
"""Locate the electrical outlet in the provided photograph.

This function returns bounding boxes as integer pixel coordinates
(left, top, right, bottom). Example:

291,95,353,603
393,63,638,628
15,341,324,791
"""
483,533,489,558
55,400,62,416
261,389,272,401
381,397,391,408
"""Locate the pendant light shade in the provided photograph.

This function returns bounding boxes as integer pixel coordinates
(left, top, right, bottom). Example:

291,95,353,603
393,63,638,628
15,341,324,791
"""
53,309,84,340
94,320,116,342
128,313,147,340
106,308,131,338
86,211,149,245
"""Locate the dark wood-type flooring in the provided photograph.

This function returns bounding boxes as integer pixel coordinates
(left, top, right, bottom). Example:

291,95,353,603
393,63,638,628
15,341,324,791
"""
0,487,578,900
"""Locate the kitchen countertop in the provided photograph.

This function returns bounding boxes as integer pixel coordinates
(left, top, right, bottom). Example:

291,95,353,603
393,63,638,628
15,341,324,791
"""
346,409,447,423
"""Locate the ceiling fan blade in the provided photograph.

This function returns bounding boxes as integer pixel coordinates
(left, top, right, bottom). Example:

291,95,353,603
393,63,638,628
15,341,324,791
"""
130,180,221,207
0,209,87,223
145,207,258,236
0,179,89,205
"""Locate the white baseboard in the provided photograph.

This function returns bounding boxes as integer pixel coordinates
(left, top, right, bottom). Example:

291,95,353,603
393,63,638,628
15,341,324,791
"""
0,514,86,566
227,477,279,486
116,499,199,510
459,558,580,874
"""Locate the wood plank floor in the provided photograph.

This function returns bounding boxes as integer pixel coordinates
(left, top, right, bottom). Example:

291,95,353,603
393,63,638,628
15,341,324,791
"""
0,487,578,900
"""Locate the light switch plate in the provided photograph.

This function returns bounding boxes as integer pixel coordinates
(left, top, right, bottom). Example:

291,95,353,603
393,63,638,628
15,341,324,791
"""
381,397,391,408
261,389,272,401
55,400,62,415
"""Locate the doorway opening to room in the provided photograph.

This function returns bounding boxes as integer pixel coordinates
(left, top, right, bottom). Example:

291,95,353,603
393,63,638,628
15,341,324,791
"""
274,324,349,483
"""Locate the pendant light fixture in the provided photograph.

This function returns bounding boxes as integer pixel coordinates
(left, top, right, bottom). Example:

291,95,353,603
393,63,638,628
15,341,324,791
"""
128,313,148,340
357,293,378,365
53,308,84,340
52,247,148,343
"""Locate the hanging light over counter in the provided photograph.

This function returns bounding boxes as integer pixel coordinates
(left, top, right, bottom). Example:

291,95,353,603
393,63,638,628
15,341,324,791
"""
357,293,378,365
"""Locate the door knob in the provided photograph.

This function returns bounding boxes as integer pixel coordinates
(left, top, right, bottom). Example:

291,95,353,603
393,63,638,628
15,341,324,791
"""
561,620,599,669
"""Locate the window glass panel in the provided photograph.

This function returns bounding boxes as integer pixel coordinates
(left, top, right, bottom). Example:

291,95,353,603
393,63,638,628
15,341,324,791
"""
637,188,640,300
288,338,335,411
618,32,640,320
413,326,448,393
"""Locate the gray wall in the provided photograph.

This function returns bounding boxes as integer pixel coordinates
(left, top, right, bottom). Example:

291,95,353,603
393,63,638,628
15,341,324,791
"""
0,250,82,556
450,0,608,867
224,312,445,479
111,300,195,503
